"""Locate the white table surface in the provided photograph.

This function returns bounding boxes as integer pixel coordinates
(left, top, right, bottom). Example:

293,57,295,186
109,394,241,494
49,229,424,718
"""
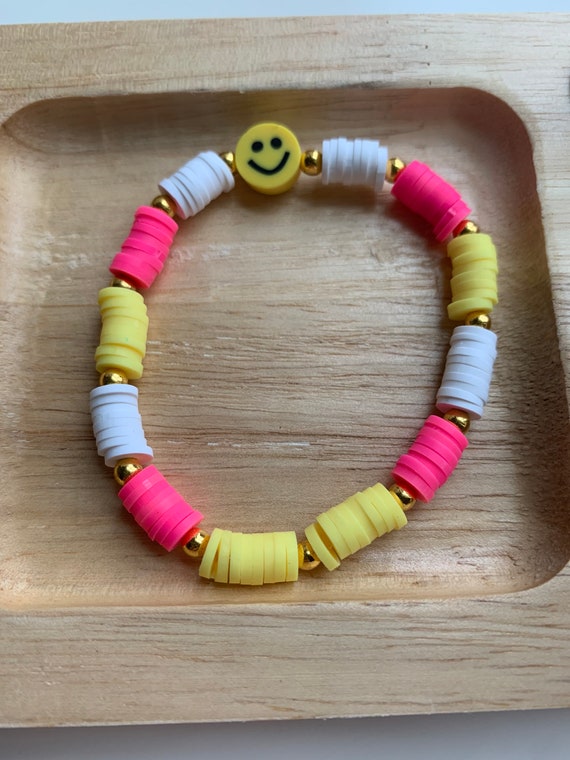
1,2,569,758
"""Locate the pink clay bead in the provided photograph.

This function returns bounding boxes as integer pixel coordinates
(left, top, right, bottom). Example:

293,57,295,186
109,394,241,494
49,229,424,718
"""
109,206,179,289
392,415,468,502
391,161,470,241
118,465,203,551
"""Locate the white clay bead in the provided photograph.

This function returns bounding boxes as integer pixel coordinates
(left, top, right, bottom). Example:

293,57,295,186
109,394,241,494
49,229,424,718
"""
159,151,235,219
321,137,388,190
90,384,153,467
436,325,498,420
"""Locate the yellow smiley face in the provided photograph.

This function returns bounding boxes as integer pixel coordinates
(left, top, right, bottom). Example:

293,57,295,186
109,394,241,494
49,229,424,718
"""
235,122,302,195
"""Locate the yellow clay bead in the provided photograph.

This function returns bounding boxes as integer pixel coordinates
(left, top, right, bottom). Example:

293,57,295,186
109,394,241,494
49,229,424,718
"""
113,458,144,487
225,532,243,584
250,533,265,586
151,194,177,218
446,233,498,321
388,483,416,512
318,511,352,557
95,286,149,380
385,157,406,183
235,122,302,195
110,277,137,290
304,483,408,571
199,528,223,580
304,523,340,571
298,541,321,571
272,531,288,584
443,409,471,433
198,529,298,585
300,149,322,176
214,530,231,583
285,538,299,582
358,484,408,531
183,530,210,559
98,369,129,386
219,151,237,173
263,533,276,583
465,312,492,329
238,534,255,586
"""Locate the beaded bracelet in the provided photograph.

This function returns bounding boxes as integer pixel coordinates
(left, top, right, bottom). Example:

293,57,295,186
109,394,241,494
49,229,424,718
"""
91,121,498,586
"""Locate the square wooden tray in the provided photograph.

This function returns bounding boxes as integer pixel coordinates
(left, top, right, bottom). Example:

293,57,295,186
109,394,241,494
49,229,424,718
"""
1,15,569,727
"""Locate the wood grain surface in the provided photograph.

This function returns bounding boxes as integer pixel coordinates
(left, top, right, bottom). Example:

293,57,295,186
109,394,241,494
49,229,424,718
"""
0,15,569,726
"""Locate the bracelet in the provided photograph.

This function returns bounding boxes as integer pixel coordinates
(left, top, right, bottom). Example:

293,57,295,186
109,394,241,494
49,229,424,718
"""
91,121,498,586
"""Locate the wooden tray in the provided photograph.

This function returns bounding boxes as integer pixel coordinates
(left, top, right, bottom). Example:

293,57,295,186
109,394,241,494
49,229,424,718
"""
1,15,569,727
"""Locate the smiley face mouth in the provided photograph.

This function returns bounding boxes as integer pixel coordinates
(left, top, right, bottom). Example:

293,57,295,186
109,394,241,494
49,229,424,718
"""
247,151,291,175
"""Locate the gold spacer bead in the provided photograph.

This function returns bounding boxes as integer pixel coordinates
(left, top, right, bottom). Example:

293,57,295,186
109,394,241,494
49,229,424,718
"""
465,312,492,330
151,194,177,218
385,157,406,183
443,409,471,434
219,151,236,173
99,369,129,386
456,220,480,236
183,530,210,559
300,149,322,176
388,483,416,512
113,458,144,487
298,541,321,571
110,277,137,290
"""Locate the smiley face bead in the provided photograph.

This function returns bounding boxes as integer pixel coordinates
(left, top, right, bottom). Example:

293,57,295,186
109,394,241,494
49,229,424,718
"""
235,122,302,195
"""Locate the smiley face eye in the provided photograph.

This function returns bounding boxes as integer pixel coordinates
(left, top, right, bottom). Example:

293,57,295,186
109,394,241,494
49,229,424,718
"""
270,137,282,149
251,140,263,153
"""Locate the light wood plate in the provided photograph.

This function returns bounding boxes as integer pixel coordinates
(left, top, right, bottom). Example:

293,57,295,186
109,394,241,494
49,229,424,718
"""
0,15,569,726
